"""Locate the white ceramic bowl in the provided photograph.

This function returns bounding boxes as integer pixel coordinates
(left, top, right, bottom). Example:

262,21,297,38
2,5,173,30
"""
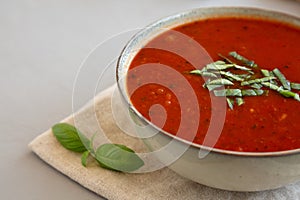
116,7,300,191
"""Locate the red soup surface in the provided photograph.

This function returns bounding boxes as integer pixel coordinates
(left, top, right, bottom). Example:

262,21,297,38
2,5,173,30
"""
126,16,300,152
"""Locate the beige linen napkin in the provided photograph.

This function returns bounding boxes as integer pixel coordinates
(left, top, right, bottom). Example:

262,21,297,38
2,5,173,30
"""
29,85,300,200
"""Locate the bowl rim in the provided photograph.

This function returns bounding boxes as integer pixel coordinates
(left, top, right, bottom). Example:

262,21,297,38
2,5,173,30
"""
116,6,300,157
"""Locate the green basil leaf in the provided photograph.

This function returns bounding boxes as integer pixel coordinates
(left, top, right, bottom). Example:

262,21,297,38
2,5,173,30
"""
81,151,90,167
95,143,144,172
52,123,88,152
87,132,98,154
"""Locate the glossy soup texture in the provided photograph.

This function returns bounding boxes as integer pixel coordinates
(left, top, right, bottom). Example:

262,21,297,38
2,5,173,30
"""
126,17,300,152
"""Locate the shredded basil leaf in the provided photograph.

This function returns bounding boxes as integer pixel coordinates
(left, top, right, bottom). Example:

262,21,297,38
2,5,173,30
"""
229,51,258,68
273,68,291,90
226,98,234,110
236,97,244,106
291,83,300,90
207,78,234,85
214,89,242,97
241,89,264,96
219,71,244,81
241,77,277,86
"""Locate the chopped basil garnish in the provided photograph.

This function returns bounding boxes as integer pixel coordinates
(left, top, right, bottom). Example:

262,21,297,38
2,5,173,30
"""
188,51,300,109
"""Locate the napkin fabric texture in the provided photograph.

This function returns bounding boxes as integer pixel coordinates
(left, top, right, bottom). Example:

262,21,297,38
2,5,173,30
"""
29,85,300,200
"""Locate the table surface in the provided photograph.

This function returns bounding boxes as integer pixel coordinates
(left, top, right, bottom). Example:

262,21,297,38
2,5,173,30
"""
1,0,299,199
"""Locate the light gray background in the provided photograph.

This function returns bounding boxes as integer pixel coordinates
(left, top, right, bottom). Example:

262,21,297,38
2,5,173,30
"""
1,0,299,199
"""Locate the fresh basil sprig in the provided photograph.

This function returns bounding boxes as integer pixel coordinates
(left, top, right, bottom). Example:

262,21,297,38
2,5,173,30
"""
52,123,144,172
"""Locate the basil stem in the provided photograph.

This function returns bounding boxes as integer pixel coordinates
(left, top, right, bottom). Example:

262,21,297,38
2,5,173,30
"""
81,151,90,167
273,68,291,90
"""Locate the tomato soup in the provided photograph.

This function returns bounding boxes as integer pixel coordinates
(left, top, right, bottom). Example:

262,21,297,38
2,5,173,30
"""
126,17,300,152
